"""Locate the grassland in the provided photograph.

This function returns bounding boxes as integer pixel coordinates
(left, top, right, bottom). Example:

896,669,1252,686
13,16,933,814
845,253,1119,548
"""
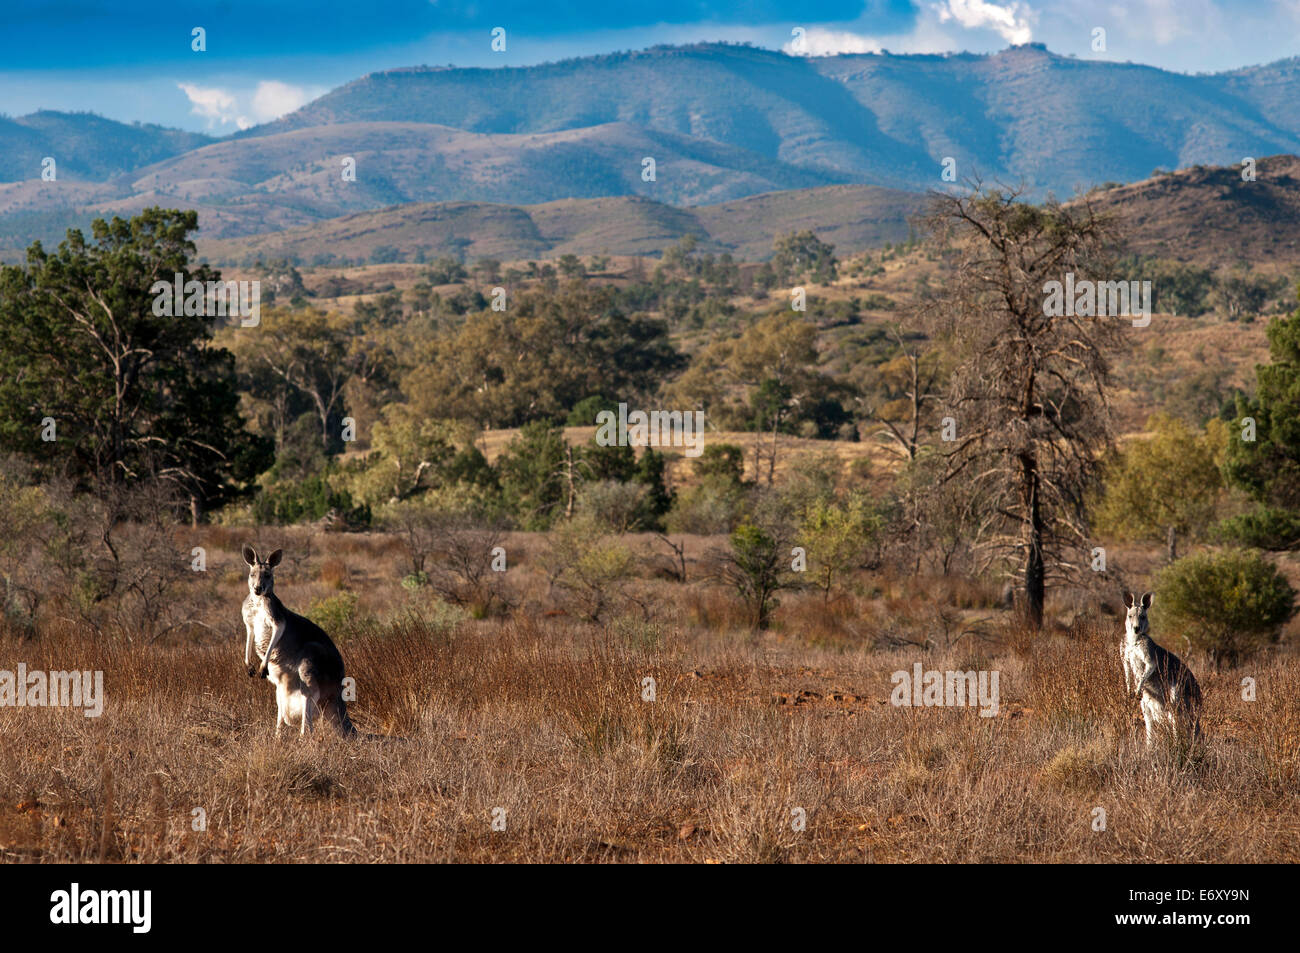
2,530,1298,863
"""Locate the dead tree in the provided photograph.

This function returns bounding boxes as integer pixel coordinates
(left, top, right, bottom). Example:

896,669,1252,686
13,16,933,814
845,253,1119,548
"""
922,187,1123,629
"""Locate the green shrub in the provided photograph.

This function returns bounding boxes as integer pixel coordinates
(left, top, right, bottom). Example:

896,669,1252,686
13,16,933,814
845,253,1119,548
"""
799,490,885,597
578,480,650,532
1153,548,1297,664
308,591,362,633
252,475,370,527
719,522,788,630
543,514,636,622
693,444,745,483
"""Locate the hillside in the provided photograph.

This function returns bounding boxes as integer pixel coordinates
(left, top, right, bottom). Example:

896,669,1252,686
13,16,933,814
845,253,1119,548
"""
1084,155,1300,267
247,43,1300,195
0,111,212,182
7,43,1300,258
197,185,928,263
199,154,1300,267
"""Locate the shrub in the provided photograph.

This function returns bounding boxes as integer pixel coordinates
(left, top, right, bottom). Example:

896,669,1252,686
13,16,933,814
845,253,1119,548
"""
319,558,349,589
1153,548,1297,665
1092,413,1223,560
381,501,510,615
694,444,745,483
665,478,748,535
1040,744,1109,794
717,522,788,630
799,491,885,598
578,480,649,533
566,395,616,427
252,475,369,527
308,591,362,633
543,514,637,622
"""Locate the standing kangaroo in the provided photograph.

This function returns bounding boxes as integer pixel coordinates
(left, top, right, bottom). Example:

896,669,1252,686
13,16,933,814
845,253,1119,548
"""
1121,591,1202,747
242,545,355,738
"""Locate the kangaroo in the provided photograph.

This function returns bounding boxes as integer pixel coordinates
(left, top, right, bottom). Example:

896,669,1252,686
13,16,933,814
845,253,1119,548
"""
242,545,355,738
1121,591,1202,747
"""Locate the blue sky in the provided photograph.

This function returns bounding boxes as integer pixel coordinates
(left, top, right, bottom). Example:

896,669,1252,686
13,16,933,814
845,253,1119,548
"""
3,1,1299,133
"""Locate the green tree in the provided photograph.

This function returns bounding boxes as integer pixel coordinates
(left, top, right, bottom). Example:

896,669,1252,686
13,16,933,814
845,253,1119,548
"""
497,421,567,530
670,312,823,482
0,208,270,520
227,306,356,450
407,282,682,429
349,404,465,505
719,522,788,630
557,254,585,279
1094,414,1225,561
800,491,885,599
1221,305,1300,549
772,230,837,285
1210,270,1288,322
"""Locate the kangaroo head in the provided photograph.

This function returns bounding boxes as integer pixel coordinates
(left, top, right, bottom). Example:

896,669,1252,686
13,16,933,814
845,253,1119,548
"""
242,545,282,597
1123,591,1152,639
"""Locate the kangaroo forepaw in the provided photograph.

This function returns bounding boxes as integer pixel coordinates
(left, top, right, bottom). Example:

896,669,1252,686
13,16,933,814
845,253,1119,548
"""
257,665,268,679
247,665,258,677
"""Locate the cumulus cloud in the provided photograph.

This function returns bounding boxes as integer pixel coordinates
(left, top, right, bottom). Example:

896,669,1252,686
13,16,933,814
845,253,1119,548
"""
933,0,1035,45
178,83,249,129
178,80,319,130
250,80,313,122
780,0,1037,59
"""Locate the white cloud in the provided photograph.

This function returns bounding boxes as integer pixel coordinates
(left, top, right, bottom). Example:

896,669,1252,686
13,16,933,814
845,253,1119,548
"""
250,81,313,123
784,27,884,56
779,1,1037,59
933,0,1035,45
178,80,319,131
178,83,249,129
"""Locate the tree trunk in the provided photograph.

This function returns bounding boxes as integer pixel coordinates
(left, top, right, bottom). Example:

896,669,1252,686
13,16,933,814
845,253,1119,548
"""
564,445,576,520
1166,525,1178,562
1022,453,1045,630
189,494,202,528
768,414,780,485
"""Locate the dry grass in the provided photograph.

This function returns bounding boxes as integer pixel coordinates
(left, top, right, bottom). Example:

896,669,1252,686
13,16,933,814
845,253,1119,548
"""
1,533,1298,864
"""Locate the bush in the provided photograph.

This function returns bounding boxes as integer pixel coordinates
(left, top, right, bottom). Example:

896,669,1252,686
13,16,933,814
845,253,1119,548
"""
566,395,616,426
1153,548,1297,665
716,522,789,630
308,591,363,634
1216,507,1300,551
665,478,748,534
694,444,745,483
253,475,370,527
578,480,650,533
381,501,510,616
542,514,637,622
799,491,885,597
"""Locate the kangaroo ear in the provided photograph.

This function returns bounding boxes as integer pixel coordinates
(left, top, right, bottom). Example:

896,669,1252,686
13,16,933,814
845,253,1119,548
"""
267,549,283,567
242,545,257,566
1123,591,1134,608
1141,591,1153,609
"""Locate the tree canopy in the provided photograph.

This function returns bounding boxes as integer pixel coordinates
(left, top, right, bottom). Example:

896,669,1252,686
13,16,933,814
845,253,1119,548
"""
0,207,269,515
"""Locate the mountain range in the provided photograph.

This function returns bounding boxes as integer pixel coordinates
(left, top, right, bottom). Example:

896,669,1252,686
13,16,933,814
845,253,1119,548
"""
3,42,1300,262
